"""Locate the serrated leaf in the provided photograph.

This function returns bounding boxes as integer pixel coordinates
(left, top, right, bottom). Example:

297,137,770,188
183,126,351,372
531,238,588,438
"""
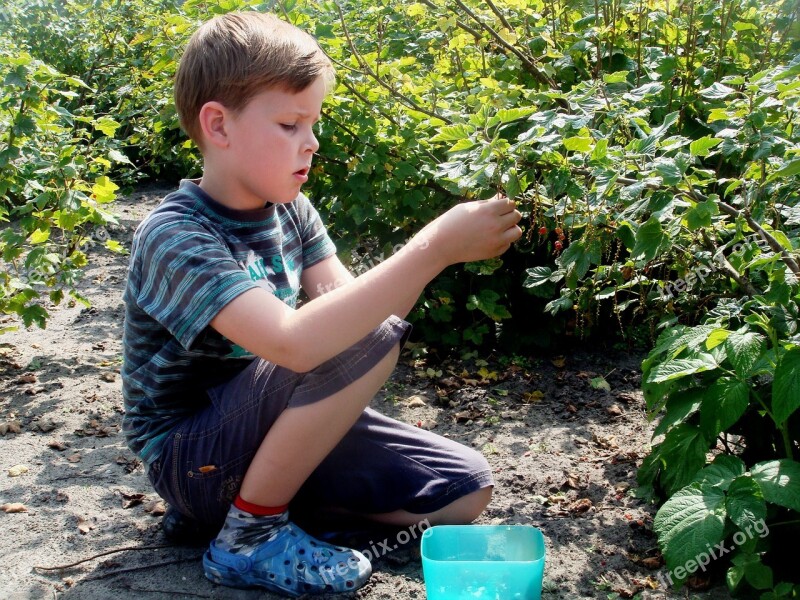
705,328,730,350
653,387,705,437
699,377,749,439
91,176,119,204
431,124,474,142
563,136,593,152
30,228,50,244
653,483,726,581
766,159,800,183
751,459,800,512
632,216,670,262
93,116,120,137
108,149,132,164
654,157,682,185
724,330,765,377
647,354,718,384
651,424,711,494
700,82,737,99
693,454,746,490
689,136,723,157
772,347,800,424
603,70,629,84
726,476,766,531
523,266,561,288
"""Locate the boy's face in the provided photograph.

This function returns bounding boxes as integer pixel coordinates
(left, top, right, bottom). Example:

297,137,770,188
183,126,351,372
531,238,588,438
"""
223,77,326,206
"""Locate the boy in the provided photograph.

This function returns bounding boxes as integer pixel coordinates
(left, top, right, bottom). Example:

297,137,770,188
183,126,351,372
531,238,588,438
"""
122,11,522,597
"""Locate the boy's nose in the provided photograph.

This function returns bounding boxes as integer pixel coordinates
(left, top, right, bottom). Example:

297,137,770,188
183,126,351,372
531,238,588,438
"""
306,132,319,154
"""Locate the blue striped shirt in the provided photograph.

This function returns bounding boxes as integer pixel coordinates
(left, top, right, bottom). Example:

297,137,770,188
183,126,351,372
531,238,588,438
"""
122,180,336,465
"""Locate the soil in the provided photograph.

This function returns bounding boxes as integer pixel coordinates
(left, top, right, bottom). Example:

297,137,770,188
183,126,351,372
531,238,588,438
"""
0,184,732,600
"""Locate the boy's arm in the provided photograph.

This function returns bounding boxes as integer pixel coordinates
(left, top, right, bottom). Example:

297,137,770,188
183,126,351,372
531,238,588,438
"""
210,196,521,372
300,255,354,300
301,256,419,319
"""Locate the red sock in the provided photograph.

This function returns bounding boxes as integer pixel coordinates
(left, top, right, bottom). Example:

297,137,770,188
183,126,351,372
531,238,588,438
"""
233,494,288,516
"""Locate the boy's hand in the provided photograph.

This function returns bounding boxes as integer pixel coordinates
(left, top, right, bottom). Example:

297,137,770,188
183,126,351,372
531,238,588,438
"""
417,195,522,267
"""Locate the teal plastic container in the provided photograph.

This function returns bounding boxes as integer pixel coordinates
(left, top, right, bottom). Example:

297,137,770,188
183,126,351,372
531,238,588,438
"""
421,525,545,600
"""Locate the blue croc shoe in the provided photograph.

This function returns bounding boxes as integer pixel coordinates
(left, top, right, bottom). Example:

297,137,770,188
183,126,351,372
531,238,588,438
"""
203,521,372,596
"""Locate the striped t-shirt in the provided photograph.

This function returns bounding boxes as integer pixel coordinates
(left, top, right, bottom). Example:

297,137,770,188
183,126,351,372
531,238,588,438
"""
122,180,337,466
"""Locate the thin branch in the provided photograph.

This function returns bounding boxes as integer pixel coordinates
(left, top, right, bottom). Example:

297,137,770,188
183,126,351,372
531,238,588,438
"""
569,166,800,281
79,556,202,583
716,200,800,276
334,2,452,124
417,0,482,38
33,544,174,571
484,0,514,32
451,0,556,89
701,230,760,296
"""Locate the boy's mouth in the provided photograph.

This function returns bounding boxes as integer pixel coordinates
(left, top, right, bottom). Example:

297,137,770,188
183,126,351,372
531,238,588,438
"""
293,167,309,182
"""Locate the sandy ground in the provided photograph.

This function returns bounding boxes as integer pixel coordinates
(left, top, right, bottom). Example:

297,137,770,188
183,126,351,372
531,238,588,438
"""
0,184,733,599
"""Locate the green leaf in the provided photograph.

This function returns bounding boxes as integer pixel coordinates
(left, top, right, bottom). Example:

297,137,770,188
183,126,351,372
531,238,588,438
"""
724,330,766,377
30,228,50,244
726,476,767,531
684,198,719,231
766,159,800,183
772,346,800,424
654,157,682,185
603,70,629,84
616,222,636,249
558,239,594,283
563,136,593,152
108,149,132,164
689,136,723,157
647,354,718,384
21,304,48,329
431,124,474,142
699,377,750,439
729,553,774,591
654,387,705,437
91,176,119,204
93,116,120,137
105,240,128,254
700,82,737,99
693,454,746,490
653,482,726,581
523,266,561,288
652,424,711,494
751,459,800,512
632,216,670,262
705,328,730,350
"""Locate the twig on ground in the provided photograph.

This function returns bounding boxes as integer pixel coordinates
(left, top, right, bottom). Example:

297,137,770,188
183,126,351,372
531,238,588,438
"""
78,556,202,583
33,544,175,571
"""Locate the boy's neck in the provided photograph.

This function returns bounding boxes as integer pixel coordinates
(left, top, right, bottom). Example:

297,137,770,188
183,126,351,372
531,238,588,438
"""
198,167,276,211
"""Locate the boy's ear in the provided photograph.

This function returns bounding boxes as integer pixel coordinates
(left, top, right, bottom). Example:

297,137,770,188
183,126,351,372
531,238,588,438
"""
198,101,231,149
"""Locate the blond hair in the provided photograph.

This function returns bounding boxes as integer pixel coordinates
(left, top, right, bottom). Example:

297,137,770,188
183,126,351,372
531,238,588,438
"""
174,12,335,146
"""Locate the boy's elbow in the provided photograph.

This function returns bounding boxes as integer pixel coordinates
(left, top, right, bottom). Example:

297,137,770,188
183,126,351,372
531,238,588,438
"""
273,339,321,374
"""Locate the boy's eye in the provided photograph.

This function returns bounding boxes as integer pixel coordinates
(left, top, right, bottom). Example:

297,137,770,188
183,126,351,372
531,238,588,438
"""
280,123,297,132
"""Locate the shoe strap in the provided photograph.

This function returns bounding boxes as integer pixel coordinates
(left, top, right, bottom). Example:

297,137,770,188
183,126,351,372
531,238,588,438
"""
208,540,253,573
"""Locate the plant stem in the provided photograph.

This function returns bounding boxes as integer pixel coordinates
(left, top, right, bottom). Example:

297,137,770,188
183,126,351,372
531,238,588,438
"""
780,422,794,459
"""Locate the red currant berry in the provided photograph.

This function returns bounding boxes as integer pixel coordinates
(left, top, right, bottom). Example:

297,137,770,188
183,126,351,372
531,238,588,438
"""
554,240,563,251
538,226,547,236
